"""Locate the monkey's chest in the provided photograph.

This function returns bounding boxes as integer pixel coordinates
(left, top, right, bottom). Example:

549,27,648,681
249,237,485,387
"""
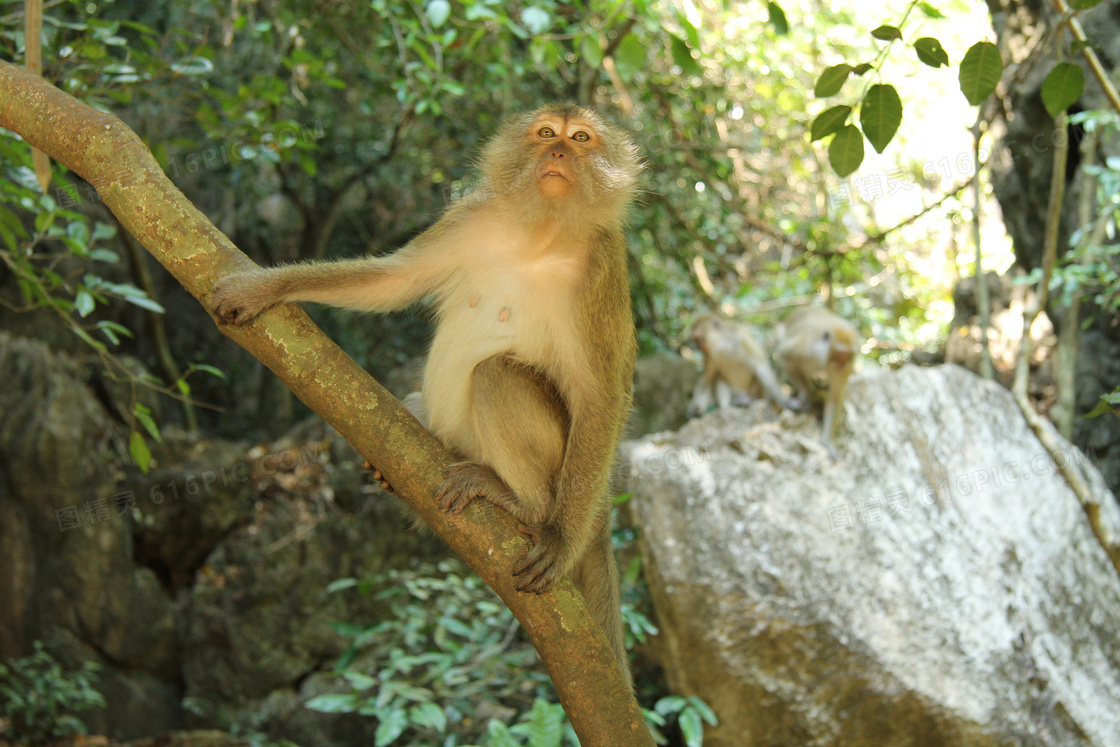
423,272,582,442
438,273,576,364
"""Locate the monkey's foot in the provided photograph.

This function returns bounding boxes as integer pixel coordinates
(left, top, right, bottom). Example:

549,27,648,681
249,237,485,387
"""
512,523,564,594
434,462,515,515
362,459,395,493
211,272,274,325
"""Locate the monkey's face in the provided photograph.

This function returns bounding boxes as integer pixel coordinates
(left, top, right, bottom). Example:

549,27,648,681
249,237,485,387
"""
690,317,717,352
528,114,599,198
481,105,639,217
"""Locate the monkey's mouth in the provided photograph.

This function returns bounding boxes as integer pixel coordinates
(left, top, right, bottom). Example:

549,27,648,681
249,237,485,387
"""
540,170,569,181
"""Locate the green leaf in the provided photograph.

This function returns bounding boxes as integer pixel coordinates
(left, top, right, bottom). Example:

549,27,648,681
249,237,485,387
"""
1070,0,1106,8
521,7,551,34
580,35,603,69
374,708,408,746
860,84,902,154
654,695,687,715
914,37,950,68
91,221,117,241
89,249,121,263
671,35,702,76
305,693,359,713
74,289,96,317
1041,62,1084,117
425,0,451,28
852,62,873,75
871,25,901,41
675,8,700,50
67,220,91,248
170,56,214,75
129,431,151,473
342,671,377,690
485,719,519,747
327,578,357,592
613,34,646,81
611,491,633,505
828,125,865,177
814,64,852,97
810,105,852,141
679,708,704,747
192,363,226,379
767,3,789,35
133,403,163,442
298,153,318,177
1086,397,1118,418
408,702,448,731
686,696,719,725
123,294,166,313
918,2,946,18
959,42,1004,106
96,320,132,345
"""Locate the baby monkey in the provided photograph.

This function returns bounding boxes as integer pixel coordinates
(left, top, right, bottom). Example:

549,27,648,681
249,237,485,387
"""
774,307,860,458
687,314,791,417
211,105,640,686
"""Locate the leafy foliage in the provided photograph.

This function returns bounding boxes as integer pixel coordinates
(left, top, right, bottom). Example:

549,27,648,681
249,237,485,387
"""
0,642,106,746
311,549,704,746
645,695,719,747
810,2,1001,175
308,560,555,746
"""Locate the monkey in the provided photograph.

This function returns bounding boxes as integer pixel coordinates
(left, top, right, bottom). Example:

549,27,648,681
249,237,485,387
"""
211,104,640,686
686,313,791,417
774,307,860,459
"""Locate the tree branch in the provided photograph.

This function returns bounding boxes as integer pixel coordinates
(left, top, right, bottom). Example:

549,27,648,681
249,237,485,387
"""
0,60,652,747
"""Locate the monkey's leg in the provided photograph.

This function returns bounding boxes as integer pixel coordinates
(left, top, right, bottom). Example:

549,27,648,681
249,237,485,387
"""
571,513,631,689
714,379,734,411
435,355,566,526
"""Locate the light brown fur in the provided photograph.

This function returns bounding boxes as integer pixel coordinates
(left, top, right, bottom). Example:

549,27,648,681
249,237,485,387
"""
687,314,791,416
211,105,639,686
774,307,860,458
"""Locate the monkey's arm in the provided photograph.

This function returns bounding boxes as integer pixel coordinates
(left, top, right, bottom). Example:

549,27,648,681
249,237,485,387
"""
819,372,850,458
750,357,792,410
513,255,636,593
212,238,456,325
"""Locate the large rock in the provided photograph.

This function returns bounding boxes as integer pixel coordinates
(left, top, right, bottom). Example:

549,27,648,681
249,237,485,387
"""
0,333,182,738
628,353,701,438
622,364,1120,746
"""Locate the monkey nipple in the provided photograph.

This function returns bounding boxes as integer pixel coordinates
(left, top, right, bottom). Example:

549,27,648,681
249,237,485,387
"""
498,308,511,322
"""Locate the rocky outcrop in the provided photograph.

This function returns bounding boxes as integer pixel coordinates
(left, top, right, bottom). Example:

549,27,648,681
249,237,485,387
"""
0,333,447,745
623,364,1120,746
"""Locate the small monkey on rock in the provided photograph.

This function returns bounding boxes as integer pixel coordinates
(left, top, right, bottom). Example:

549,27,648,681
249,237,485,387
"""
774,307,860,458
687,314,791,417
211,105,640,686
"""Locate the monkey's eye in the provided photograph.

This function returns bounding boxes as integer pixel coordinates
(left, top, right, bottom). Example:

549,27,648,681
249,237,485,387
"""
539,126,556,138
573,130,590,142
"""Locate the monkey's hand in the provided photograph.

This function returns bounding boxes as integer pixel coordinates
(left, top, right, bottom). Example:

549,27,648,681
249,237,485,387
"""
211,271,281,325
512,523,565,594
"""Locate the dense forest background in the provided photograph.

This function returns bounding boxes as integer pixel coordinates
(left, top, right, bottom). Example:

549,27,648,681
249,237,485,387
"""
1,0,1119,745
